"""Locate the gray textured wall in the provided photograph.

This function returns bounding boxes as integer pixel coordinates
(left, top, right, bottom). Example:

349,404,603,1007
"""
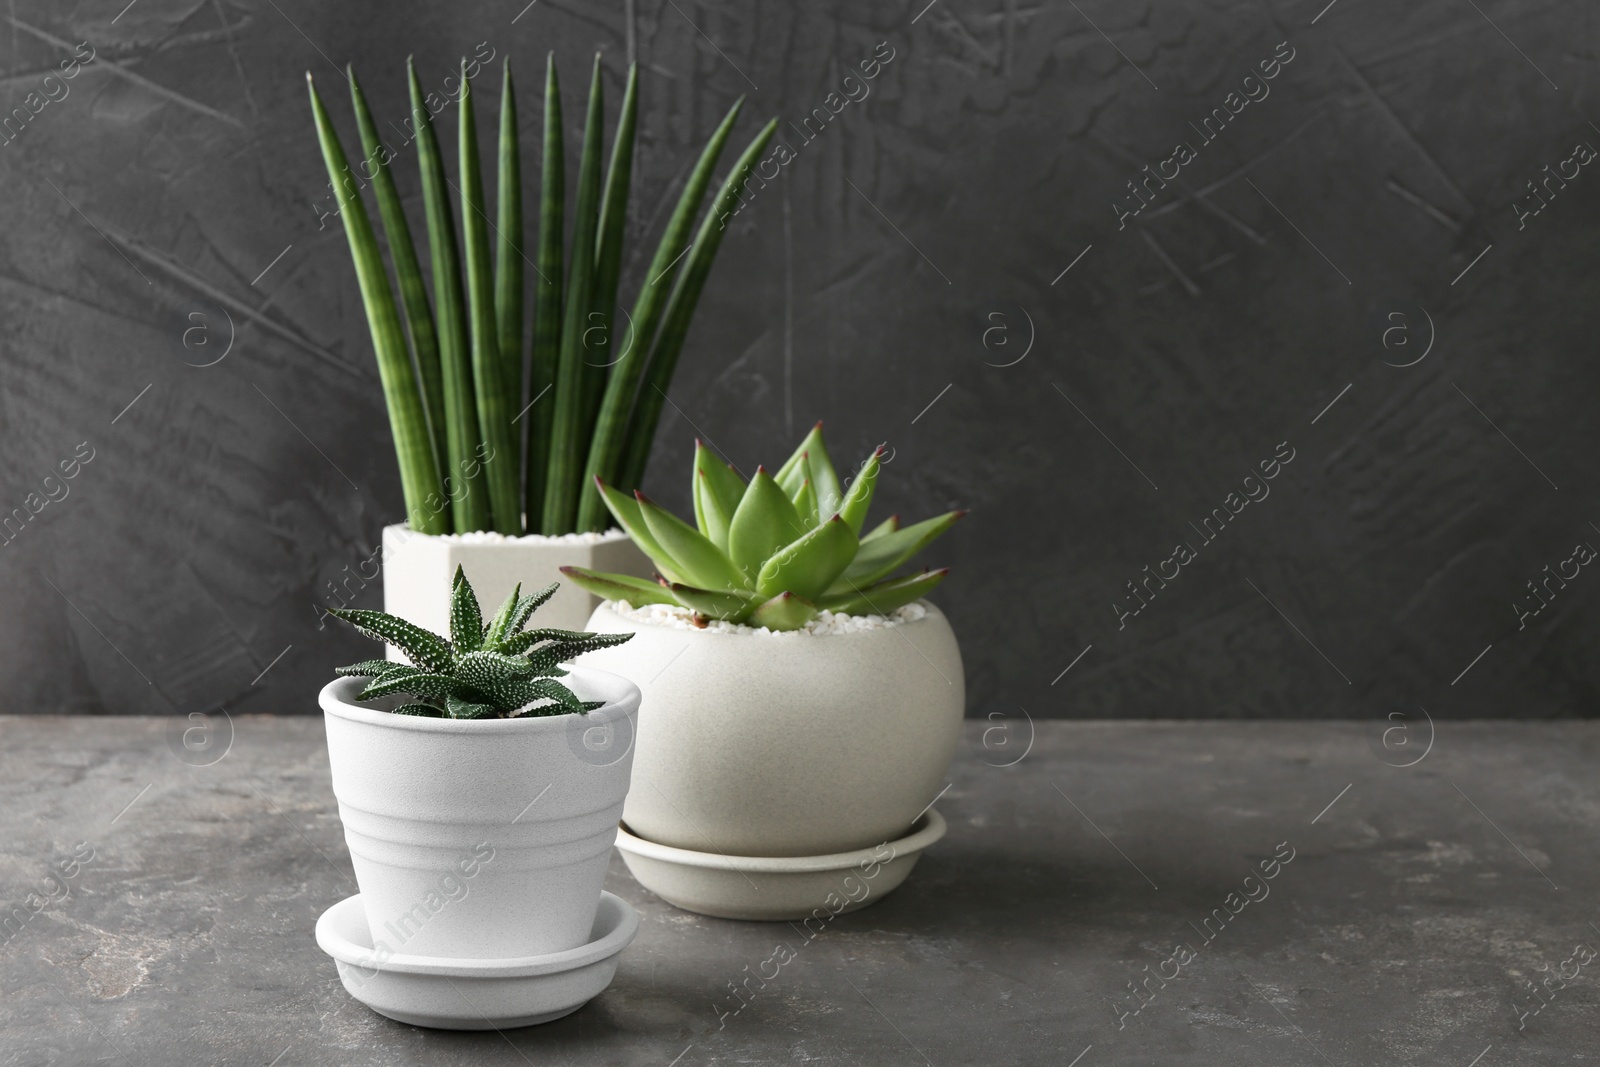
0,0,1594,719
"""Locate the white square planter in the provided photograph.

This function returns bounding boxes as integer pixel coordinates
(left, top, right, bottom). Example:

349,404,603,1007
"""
381,525,652,656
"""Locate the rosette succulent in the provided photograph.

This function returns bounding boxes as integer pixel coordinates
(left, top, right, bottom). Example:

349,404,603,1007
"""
328,566,632,718
561,424,964,631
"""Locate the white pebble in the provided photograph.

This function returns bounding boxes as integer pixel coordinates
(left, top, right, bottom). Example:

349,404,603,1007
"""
609,599,927,636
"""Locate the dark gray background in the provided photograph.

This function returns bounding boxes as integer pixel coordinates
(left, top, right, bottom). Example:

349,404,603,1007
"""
0,0,1594,719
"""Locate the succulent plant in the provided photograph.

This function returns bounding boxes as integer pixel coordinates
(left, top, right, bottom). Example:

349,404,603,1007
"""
329,566,632,718
560,424,965,631
308,56,776,537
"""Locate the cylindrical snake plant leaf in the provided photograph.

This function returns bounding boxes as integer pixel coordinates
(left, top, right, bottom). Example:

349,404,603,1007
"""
459,62,521,534
818,568,948,617
542,55,606,533
828,509,966,591
756,514,858,601
408,59,486,533
525,53,564,529
495,59,525,462
578,96,747,510
613,117,780,493
637,492,743,591
348,67,447,476
726,466,804,582
307,74,447,535
748,591,818,631
559,565,679,607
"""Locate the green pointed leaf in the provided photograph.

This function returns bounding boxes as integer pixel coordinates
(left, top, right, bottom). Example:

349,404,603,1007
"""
838,448,882,535
818,568,948,617
593,480,685,582
459,62,521,534
558,565,679,608
831,510,965,590
483,582,522,648
748,592,818,632
335,659,402,679
756,515,858,601
694,470,732,550
446,695,498,719
669,583,759,623
727,467,806,583
583,96,748,514
450,565,485,652
805,439,841,517
773,422,819,488
505,582,560,636
307,74,445,535
525,632,635,672
791,478,818,528
637,492,743,591
326,608,453,673
508,677,591,715
408,59,486,533
495,58,525,472
526,52,564,528
862,514,900,542
359,669,462,701
696,440,747,516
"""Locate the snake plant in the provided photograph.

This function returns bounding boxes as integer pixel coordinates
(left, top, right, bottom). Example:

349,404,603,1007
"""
308,57,776,536
329,566,632,718
561,425,965,631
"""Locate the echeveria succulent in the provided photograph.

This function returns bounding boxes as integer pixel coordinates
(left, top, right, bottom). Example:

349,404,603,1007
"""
329,566,631,718
561,424,964,631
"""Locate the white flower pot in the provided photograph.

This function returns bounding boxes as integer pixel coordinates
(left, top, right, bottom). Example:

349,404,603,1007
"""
578,601,965,859
380,525,653,644
318,666,640,960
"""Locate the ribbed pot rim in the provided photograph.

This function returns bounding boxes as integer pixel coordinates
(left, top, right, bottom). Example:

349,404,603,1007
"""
319,666,638,735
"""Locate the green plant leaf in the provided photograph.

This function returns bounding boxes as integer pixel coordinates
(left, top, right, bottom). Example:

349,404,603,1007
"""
694,470,732,550
818,568,948,617
495,58,525,474
307,73,446,535
726,466,805,583
542,54,606,534
392,702,446,717
348,67,447,476
756,515,858,600
504,581,560,636
695,440,747,516
459,62,522,534
327,608,453,673
450,564,485,652
558,565,679,607
335,659,402,679
592,479,685,582
525,52,564,529
638,492,743,590
862,513,899,541
446,695,498,719
773,422,817,490
838,447,882,535
359,669,462,701
581,96,748,515
830,509,965,590
482,582,522,648
748,591,818,631
507,676,590,714
408,59,486,533
669,582,759,622
791,478,818,528
525,631,635,673
613,117,780,492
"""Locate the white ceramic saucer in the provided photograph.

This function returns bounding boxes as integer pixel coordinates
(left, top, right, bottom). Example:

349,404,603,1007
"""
614,808,947,921
315,891,639,1029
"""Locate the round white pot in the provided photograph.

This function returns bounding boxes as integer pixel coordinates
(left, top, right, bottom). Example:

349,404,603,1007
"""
380,525,653,645
579,601,965,858
319,666,639,960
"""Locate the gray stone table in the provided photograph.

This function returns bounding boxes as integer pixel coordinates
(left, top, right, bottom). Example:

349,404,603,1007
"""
2,717,1596,1066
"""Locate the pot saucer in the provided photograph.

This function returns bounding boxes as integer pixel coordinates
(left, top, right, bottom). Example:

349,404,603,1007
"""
315,890,639,1029
614,808,947,921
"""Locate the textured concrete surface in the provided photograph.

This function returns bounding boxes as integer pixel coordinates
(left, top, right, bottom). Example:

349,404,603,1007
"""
2,717,1596,1065
0,1,1598,719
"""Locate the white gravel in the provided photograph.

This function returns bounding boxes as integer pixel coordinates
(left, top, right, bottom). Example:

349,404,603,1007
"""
418,528,623,545
610,599,927,636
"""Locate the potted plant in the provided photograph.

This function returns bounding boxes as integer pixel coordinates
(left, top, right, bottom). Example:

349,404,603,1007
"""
563,425,966,919
315,567,644,1027
307,55,775,635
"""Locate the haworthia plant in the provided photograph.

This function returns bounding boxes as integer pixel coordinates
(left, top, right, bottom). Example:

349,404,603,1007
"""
308,57,775,534
329,565,633,718
561,425,966,632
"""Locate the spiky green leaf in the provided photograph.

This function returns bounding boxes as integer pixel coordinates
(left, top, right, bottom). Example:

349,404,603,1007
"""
756,514,858,600
558,565,679,607
830,510,964,590
450,565,485,652
638,492,743,591
838,447,882,535
818,568,948,617
327,608,453,673
726,467,806,583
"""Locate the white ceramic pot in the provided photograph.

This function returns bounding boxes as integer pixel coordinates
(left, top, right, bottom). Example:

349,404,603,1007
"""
381,525,653,643
319,666,639,960
579,601,965,858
